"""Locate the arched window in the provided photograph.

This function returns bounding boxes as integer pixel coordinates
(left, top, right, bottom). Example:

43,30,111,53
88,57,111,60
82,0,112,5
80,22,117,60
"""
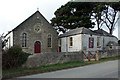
22,33,27,47
47,34,52,47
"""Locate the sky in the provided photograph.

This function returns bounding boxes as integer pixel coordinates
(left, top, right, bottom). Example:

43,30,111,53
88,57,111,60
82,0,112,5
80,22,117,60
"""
0,0,69,35
0,0,119,39
118,12,120,40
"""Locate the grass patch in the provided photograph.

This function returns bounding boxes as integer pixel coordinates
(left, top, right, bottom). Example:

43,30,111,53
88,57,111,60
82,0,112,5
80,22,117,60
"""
100,55,120,61
2,55,120,79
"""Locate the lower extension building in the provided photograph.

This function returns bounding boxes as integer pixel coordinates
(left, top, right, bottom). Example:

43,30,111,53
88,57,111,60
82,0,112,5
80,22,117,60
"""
59,27,118,52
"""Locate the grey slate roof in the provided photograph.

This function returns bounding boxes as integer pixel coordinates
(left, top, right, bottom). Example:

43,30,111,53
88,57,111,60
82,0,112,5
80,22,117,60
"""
59,27,96,38
59,27,117,38
94,29,114,37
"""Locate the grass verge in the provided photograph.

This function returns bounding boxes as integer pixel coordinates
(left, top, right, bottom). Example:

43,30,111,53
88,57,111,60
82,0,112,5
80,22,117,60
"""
2,55,120,79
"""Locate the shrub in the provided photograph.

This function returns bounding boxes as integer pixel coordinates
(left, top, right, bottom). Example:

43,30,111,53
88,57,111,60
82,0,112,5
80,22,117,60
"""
2,45,30,69
118,40,120,46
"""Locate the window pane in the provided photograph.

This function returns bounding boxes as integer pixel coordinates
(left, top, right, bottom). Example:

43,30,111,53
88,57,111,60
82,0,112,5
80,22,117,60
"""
69,37,73,46
22,33,27,47
89,37,94,48
97,37,100,47
48,35,52,47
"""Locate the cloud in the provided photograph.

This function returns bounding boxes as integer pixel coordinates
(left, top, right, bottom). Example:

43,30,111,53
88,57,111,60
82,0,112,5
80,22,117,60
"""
0,0,69,35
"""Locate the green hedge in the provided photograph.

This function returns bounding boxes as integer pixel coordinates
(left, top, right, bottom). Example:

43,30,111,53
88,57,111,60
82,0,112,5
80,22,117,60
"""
2,45,30,69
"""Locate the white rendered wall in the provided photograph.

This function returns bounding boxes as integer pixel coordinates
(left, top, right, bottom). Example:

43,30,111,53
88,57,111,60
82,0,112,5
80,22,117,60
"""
61,34,118,52
4,31,13,49
67,34,82,52
103,36,118,46
82,34,103,52
61,34,82,52
61,37,67,52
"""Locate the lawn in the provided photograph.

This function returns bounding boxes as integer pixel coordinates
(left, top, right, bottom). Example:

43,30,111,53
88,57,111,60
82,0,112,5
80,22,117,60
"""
2,55,120,79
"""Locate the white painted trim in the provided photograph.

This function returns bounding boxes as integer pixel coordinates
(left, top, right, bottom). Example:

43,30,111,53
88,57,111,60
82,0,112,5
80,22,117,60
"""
21,32,28,48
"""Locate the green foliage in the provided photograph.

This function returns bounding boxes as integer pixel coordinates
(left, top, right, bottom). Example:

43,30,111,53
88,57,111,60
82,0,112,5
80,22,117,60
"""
51,2,95,33
2,45,31,69
109,2,120,11
102,2,120,34
51,2,120,34
91,3,106,30
118,40,120,46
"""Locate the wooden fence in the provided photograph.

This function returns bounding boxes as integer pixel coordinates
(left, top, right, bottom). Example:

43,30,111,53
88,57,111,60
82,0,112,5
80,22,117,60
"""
82,51,98,61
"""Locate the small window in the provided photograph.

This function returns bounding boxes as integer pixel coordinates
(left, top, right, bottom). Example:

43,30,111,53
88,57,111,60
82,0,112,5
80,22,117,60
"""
89,37,94,48
69,37,73,46
8,37,10,48
58,39,61,46
97,37,101,48
22,33,27,47
6,37,10,48
48,34,52,47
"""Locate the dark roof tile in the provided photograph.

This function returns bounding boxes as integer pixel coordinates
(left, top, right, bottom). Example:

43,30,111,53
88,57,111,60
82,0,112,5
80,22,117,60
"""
59,27,96,38
59,27,117,38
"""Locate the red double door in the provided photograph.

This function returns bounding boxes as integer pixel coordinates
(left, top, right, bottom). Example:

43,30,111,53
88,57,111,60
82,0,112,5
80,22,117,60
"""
34,41,41,53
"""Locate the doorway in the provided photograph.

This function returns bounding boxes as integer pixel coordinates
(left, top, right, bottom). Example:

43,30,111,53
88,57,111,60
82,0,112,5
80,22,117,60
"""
34,41,41,53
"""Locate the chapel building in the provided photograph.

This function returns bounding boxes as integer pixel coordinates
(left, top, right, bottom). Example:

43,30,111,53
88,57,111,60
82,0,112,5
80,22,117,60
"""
4,11,58,54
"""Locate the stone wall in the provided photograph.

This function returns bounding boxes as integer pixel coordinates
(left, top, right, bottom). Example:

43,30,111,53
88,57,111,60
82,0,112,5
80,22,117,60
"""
23,52,83,68
13,11,58,54
23,49,119,68
98,49,119,58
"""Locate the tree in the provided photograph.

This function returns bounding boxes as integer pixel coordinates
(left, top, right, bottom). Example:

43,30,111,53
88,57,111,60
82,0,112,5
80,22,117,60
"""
51,2,95,33
51,2,120,34
91,3,106,30
0,33,6,48
118,40,120,46
102,2,120,34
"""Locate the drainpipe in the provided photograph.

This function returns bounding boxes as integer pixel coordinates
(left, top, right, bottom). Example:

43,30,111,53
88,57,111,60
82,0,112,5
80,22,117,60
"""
66,37,68,53
103,37,104,50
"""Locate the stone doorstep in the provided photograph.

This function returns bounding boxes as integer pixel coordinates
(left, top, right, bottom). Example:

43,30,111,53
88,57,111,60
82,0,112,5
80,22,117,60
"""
84,59,97,61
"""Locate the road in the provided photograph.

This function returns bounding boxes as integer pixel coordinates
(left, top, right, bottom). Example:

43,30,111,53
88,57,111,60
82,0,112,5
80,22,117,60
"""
19,60,119,78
